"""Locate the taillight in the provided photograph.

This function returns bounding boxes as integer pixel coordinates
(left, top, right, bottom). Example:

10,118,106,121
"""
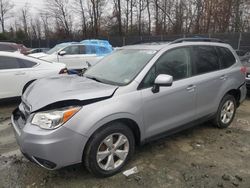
59,68,68,74
240,66,247,75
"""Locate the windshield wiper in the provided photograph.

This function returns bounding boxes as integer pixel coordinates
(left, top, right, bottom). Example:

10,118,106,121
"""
85,76,103,83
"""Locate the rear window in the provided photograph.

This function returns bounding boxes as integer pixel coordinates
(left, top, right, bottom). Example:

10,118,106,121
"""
192,46,220,75
217,47,236,69
0,44,17,52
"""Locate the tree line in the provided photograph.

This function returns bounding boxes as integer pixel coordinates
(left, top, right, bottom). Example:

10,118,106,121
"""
0,0,250,41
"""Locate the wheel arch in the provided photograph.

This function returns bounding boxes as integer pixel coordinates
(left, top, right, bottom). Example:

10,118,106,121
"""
82,117,142,162
224,89,241,107
22,79,36,94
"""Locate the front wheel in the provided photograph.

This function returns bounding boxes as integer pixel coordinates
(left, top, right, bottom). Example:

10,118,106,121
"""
213,94,236,128
84,122,135,177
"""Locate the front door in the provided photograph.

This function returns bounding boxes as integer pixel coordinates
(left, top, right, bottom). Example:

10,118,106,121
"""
140,47,197,138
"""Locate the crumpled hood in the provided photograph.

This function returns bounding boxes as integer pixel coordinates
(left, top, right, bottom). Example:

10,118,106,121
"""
22,75,118,112
28,52,47,58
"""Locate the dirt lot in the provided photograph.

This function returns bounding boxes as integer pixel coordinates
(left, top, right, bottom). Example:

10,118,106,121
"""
1,95,250,188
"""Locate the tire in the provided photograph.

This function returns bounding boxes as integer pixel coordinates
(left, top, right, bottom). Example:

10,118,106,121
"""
84,122,135,177
213,94,236,128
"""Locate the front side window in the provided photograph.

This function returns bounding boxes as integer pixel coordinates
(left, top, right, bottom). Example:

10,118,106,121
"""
192,46,220,75
85,49,157,86
64,45,82,55
0,56,20,70
46,43,70,55
140,47,191,89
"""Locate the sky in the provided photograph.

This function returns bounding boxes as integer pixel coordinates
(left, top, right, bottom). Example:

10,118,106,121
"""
6,0,45,29
13,0,45,13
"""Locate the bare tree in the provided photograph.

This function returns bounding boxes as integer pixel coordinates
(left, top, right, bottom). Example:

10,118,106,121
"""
0,0,14,33
113,0,122,36
45,0,72,37
146,0,151,35
74,0,87,38
20,3,30,36
40,12,51,39
89,0,106,37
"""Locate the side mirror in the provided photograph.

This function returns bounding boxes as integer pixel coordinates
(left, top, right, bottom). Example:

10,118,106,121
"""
58,51,66,56
152,74,173,93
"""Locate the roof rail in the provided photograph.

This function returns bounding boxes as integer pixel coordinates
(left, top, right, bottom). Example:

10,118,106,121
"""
170,38,224,44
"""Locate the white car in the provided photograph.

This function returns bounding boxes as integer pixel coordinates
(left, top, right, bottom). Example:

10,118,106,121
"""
0,52,66,100
29,42,112,70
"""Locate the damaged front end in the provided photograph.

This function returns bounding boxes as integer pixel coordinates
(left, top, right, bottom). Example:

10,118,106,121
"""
11,75,119,170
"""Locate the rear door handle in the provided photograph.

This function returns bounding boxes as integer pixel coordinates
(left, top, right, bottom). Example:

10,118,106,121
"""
220,75,228,80
15,72,26,76
186,85,196,91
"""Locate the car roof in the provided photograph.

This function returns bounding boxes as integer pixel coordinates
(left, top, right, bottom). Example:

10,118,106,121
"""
0,42,17,45
121,44,168,51
120,40,231,51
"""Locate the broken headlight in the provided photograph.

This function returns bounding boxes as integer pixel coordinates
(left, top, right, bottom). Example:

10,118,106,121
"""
31,106,81,130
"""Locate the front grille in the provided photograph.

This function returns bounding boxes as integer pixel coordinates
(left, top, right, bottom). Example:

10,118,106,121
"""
13,108,26,130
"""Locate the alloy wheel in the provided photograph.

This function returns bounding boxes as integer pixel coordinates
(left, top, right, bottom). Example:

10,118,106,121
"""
96,133,129,171
220,100,235,124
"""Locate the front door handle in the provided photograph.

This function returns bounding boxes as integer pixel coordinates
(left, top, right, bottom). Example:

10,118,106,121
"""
186,85,196,91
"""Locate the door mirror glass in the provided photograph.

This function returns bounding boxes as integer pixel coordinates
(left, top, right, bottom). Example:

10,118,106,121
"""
152,74,173,93
58,51,66,56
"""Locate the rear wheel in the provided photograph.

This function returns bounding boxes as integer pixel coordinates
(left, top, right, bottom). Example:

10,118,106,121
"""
213,94,236,128
84,122,135,177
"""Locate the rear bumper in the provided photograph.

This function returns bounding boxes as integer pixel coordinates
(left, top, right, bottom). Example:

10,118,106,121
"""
11,108,88,170
239,82,247,103
246,78,250,89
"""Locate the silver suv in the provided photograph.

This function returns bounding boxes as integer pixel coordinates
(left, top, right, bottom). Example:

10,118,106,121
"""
11,38,247,177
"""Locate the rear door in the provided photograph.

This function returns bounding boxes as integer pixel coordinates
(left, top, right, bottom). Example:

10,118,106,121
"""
82,45,102,66
0,56,28,98
191,45,223,118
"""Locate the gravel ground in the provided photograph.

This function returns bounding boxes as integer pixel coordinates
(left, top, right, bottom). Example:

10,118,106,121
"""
0,95,250,188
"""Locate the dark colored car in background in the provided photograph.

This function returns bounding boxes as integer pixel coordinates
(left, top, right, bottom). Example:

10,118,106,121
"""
0,42,30,55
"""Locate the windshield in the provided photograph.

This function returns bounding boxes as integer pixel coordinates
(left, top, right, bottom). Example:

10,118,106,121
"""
46,43,70,55
85,49,157,86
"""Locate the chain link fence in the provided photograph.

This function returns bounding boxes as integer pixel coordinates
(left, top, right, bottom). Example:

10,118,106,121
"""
22,32,250,51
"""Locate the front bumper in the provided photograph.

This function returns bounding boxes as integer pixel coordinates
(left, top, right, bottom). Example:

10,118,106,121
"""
11,108,88,170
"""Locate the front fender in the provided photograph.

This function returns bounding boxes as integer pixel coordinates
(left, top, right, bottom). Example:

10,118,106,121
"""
86,112,144,140
64,91,145,141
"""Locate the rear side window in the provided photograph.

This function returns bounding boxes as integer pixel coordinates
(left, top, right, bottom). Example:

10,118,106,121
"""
85,45,96,54
19,59,37,68
217,47,236,69
192,46,220,75
0,56,20,69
